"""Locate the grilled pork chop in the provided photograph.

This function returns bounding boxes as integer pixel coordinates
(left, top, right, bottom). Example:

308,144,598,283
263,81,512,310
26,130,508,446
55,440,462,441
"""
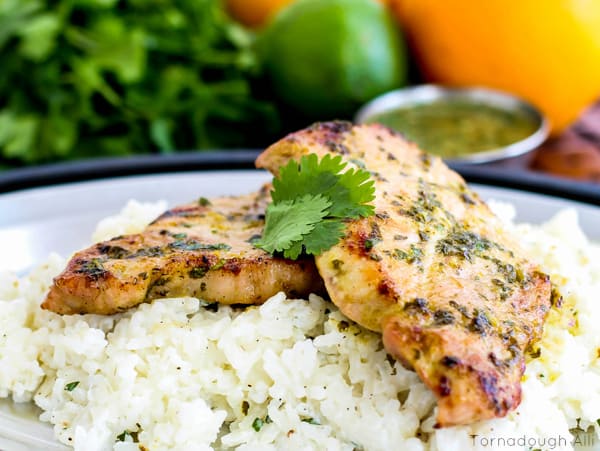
256,122,553,427
42,186,325,315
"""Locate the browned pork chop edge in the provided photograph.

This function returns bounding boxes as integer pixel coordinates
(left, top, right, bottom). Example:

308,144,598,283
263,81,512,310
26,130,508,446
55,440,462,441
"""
42,187,325,315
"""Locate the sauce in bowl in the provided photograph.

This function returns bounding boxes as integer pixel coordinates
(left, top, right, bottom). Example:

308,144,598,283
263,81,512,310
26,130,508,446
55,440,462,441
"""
356,86,548,163
367,100,539,158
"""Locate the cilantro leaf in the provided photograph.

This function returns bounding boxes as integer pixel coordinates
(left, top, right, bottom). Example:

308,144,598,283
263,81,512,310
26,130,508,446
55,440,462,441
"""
271,154,375,219
256,154,375,259
283,240,305,260
301,220,346,256
271,219,345,260
256,194,331,254
271,154,345,202
330,165,376,217
64,381,79,391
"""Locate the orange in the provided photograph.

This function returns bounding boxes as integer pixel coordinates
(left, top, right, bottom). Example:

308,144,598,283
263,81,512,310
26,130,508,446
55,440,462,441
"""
225,0,294,28
391,0,600,133
227,0,389,28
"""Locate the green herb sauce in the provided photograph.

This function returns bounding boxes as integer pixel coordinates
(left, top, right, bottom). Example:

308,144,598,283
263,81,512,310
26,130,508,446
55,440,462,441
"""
368,100,538,158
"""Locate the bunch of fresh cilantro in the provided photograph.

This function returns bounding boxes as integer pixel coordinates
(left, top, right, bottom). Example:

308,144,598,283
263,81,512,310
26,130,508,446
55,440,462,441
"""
0,0,279,166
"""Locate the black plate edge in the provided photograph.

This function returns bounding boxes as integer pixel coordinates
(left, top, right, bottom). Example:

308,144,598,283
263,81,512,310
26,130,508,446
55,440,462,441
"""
0,152,599,206
0,151,260,193
450,163,600,206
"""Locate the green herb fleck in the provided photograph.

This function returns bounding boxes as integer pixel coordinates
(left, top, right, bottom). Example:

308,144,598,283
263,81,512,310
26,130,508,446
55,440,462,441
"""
433,309,455,326
400,186,442,224
460,193,476,205
469,310,492,335
211,259,226,270
75,258,106,278
252,417,264,432
301,417,320,425
551,286,563,307
153,276,169,287
129,246,164,258
349,158,366,169
198,197,211,206
64,381,79,392
246,234,262,244
449,300,471,319
420,152,433,168
393,244,423,264
189,267,208,279
495,261,518,283
99,245,130,259
331,259,344,271
169,240,231,252
364,238,380,251
116,430,139,442
403,298,430,315
116,431,130,442
436,229,494,262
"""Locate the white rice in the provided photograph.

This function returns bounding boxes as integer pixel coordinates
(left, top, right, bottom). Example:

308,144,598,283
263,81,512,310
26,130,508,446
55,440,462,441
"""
1,200,599,451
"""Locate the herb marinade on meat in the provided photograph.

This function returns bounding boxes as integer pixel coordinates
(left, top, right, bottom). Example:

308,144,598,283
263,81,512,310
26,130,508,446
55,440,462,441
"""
256,122,553,427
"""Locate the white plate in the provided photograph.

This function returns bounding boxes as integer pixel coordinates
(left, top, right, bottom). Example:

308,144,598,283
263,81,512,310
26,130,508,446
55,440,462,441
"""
1,170,599,450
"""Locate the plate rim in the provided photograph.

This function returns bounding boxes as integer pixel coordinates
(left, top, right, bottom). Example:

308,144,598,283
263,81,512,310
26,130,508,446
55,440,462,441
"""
1,151,599,206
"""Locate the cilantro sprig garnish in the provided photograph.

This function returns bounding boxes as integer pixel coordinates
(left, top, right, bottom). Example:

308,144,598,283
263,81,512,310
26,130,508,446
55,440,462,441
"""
256,153,375,259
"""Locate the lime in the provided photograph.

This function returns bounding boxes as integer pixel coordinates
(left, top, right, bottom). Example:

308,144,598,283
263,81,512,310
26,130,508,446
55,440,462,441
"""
259,0,407,118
